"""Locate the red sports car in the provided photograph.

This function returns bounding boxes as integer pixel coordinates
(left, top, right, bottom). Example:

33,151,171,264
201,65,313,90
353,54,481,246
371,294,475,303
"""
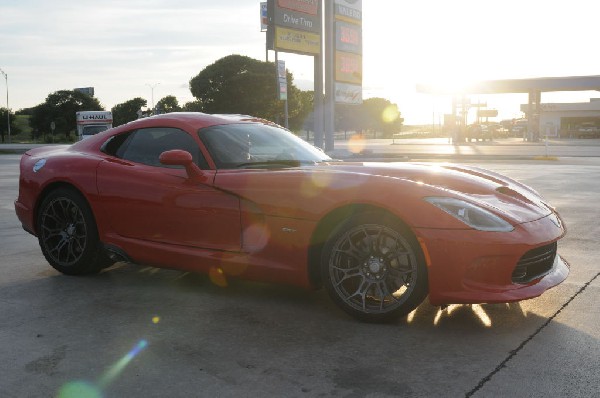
15,113,569,322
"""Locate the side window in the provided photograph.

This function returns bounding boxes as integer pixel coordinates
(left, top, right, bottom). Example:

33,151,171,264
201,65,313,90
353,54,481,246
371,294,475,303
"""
102,128,208,169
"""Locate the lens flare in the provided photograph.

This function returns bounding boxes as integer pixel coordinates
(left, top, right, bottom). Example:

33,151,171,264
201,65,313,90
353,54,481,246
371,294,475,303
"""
242,224,270,252
98,340,148,389
57,381,101,398
310,172,333,189
347,134,366,154
300,172,334,198
58,340,149,398
209,266,228,287
382,105,400,123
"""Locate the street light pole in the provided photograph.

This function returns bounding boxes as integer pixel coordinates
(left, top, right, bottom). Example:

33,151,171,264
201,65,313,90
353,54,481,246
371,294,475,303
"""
0,68,10,144
146,83,160,114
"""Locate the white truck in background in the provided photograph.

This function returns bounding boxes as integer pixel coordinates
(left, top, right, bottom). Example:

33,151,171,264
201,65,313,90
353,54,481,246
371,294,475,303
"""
76,111,113,140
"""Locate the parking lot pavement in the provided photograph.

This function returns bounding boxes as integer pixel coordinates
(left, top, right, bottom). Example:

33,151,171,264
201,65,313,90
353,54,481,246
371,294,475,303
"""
476,275,600,397
1,153,598,397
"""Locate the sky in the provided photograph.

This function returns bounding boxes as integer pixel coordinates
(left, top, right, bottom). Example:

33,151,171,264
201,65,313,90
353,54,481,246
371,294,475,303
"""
1,0,599,124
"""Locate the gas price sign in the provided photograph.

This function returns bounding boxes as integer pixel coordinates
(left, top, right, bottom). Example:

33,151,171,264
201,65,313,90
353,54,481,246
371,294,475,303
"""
334,0,362,104
336,21,361,54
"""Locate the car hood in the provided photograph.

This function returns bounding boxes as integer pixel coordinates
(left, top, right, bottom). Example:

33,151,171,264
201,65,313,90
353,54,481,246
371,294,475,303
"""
320,162,553,224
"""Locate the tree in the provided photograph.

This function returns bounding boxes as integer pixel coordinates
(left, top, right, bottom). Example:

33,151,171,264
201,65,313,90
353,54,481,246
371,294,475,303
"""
189,54,277,118
111,97,147,127
361,98,403,138
29,103,51,141
182,100,203,112
336,103,367,134
334,98,403,139
155,95,181,114
189,54,308,127
288,89,313,131
12,114,30,140
0,107,19,143
29,90,103,140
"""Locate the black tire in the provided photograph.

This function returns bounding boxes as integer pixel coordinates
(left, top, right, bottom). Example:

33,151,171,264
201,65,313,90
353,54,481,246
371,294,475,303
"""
321,213,428,323
37,188,112,275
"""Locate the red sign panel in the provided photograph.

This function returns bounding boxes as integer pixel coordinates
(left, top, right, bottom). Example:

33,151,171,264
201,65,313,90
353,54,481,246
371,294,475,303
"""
336,21,361,54
278,0,319,15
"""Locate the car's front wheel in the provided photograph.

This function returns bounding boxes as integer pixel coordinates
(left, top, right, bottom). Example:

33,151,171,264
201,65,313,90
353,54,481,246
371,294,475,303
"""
321,214,428,322
37,188,111,275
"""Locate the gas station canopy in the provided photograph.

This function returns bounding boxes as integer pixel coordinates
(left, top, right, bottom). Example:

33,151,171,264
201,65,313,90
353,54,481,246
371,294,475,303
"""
417,75,600,95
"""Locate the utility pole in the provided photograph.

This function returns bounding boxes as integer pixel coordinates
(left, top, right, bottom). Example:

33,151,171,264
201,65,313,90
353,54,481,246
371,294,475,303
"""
0,68,10,144
146,83,160,114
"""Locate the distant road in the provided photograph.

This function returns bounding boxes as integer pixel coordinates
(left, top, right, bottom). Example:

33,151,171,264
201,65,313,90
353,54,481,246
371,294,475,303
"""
329,137,600,160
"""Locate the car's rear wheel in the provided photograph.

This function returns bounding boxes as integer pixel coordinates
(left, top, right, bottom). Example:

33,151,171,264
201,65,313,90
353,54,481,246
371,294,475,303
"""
37,188,111,275
321,213,428,322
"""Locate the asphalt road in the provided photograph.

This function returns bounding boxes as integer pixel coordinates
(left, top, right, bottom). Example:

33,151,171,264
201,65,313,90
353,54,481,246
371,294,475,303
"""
331,137,600,160
1,151,598,398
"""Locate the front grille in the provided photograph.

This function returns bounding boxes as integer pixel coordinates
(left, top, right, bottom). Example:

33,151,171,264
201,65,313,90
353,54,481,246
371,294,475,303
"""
512,242,558,284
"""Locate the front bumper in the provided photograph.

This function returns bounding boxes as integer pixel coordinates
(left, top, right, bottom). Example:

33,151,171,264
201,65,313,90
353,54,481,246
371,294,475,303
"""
15,200,35,236
416,213,568,306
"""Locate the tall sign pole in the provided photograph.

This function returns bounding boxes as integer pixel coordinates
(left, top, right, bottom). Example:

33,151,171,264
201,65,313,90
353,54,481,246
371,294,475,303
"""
260,2,269,61
314,53,324,148
324,0,335,151
324,0,363,152
276,56,289,128
333,0,363,105
266,1,361,150
0,68,10,144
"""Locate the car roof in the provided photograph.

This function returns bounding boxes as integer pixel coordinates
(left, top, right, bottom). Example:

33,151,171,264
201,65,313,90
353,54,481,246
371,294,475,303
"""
70,112,275,153
124,112,268,131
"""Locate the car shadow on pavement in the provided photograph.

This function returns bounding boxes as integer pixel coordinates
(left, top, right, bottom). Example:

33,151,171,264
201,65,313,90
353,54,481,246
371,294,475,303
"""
1,261,596,398
95,261,574,333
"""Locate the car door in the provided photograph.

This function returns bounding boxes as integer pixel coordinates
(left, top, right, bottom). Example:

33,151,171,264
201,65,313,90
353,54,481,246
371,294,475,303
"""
96,127,242,252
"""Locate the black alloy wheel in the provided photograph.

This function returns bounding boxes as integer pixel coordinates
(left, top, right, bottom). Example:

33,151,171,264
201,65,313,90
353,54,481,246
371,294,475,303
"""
322,213,428,322
37,188,111,275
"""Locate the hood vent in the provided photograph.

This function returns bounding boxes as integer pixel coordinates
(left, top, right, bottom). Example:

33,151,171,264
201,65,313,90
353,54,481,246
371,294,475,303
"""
496,186,530,203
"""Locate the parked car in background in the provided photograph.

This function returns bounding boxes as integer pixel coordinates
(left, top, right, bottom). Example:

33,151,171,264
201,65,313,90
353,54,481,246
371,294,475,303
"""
576,125,600,138
465,124,492,142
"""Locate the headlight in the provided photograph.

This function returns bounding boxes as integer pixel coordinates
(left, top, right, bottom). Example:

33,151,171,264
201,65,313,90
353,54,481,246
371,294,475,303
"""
424,197,514,232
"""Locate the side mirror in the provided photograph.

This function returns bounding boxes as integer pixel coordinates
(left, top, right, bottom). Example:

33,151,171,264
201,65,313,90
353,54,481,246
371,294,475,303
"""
159,150,205,182
159,149,193,166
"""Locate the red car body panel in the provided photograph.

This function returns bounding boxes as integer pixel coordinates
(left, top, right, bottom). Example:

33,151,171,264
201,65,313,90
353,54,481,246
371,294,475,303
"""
14,113,569,306
417,217,567,305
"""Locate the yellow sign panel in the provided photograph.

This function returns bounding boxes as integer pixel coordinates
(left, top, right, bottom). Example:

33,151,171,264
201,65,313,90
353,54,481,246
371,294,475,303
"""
335,51,362,84
275,26,321,55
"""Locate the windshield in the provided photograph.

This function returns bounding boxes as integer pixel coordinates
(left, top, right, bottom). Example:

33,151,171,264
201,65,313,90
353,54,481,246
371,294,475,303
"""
82,125,109,137
198,123,331,169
